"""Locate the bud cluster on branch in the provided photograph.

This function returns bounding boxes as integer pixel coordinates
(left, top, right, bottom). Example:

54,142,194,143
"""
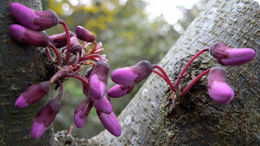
8,2,256,140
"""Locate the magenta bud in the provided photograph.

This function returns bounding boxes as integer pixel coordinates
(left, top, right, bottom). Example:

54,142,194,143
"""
89,74,107,100
70,36,82,54
208,67,235,104
74,99,92,128
89,61,109,99
9,24,49,47
75,26,95,42
9,2,58,31
33,9,59,30
111,67,137,86
108,85,134,98
93,96,112,114
15,81,50,108
31,99,60,139
49,31,74,48
111,60,153,86
210,42,256,66
97,111,121,137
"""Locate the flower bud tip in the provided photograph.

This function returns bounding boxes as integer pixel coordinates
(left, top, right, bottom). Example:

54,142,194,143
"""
15,96,28,108
31,121,46,139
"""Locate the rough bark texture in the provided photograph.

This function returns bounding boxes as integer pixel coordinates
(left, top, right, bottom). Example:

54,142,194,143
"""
87,0,260,145
0,1,55,145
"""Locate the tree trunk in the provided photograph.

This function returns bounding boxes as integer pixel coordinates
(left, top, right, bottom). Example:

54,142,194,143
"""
87,0,260,145
0,1,55,145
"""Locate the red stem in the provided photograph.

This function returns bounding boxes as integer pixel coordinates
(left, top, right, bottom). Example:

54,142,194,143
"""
65,74,89,88
50,70,66,83
152,70,165,80
152,65,175,91
66,66,82,76
48,43,62,65
56,80,64,101
45,47,54,62
84,42,91,51
74,52,80,65
50,65,83,82
181,69,210,96
90,41,97,54
175,48,209,90
93,48,103,54
79,54,101,62
59,19,71,62
69,125,73,136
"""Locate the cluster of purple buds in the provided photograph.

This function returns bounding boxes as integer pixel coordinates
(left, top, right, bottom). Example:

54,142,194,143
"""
9,3,58,47
108,60,153,98
73,61,122,136
205,42,255,104
9,2,58,31
9,2,256,140
9,2,125,139
171,42,255,104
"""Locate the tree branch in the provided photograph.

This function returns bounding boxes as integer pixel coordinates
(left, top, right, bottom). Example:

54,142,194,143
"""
87,0,259,145
0,1,55,145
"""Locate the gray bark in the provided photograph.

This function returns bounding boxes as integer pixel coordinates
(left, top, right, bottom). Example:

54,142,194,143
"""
0,1,55,145
87,0,260,145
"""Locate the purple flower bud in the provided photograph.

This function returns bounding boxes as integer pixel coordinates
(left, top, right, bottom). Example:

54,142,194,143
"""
49,31,74,48
111,60,153,86
9,24,49,47
74,99,92,128
108,85,134,98
93,96,112,114
75,26,95,42
33,9,59,30
208,67,235,104
97,111,121,137
210,42,256,66
89,61,109,99
70,36,82,54
9,2,58,31
15,81,50,108
31,99,60,139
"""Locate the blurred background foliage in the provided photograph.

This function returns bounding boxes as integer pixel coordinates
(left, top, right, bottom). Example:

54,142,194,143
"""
42,0,207,138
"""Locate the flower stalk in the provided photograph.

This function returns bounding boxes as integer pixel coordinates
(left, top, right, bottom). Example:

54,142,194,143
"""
152,65,175,91
181,69,210,96
58,19,71,62
175,48,209,90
